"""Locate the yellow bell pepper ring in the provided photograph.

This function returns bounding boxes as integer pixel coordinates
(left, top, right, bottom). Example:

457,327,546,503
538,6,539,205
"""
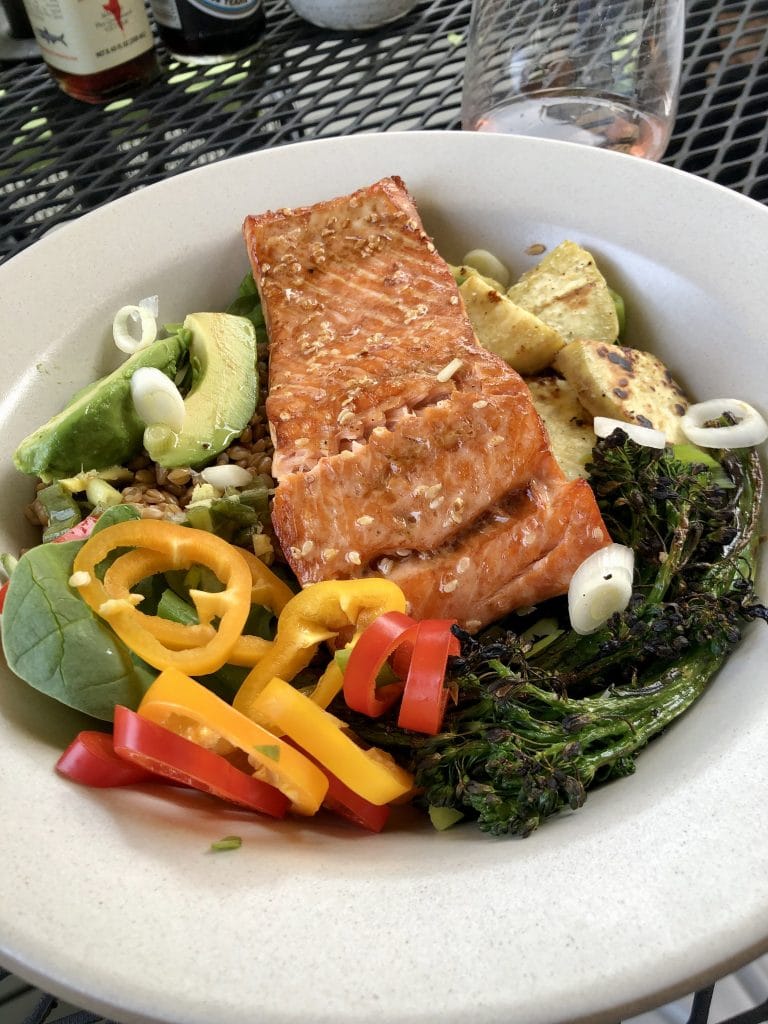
252,677,414,806
233,578,407,718
103,545,293,619
238,547,295,615
72,520,252,676
308,658,345,710
102,547,273,665
138,668,328,816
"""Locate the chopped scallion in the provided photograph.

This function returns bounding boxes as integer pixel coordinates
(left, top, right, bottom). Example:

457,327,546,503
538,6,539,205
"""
210,835,242,852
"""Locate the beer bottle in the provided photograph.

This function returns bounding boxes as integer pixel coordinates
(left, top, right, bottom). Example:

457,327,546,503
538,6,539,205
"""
148,0,265,65
22,0,159,103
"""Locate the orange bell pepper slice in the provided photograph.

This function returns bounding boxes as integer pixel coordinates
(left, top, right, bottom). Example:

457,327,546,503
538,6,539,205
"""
138,668,328,816
101,545,290,666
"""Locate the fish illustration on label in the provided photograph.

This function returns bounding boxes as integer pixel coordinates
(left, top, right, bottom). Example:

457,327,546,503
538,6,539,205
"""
38,26,67,45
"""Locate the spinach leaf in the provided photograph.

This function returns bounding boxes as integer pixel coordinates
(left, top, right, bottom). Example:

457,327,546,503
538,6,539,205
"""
1,536,155,721
226,272,266,336
92,503,142,532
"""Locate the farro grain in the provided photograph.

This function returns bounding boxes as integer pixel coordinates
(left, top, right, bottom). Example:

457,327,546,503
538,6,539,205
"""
121,486,145,503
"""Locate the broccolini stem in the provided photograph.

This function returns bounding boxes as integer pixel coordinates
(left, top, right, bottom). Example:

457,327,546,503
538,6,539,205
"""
399,638,727,836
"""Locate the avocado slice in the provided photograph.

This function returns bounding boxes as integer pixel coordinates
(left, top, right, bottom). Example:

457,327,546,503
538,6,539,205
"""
14,330,191,481
143,312,257,469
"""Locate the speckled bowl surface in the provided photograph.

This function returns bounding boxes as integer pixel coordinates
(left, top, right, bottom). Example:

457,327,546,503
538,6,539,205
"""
1,131,767,1024
286,0,419,30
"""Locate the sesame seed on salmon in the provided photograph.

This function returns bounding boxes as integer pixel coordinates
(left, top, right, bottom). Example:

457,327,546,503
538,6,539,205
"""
243,176,611,630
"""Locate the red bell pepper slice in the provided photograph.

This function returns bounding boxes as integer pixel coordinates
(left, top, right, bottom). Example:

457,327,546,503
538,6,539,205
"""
113,706,289,819
397,619,460,735
342,610,418,717
0,580,8,615
343,612,460,736
52,512,101,544
323,775,391,832
284,739,390,832
56,730,158,788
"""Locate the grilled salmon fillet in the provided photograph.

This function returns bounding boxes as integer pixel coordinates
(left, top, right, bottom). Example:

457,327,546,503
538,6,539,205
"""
243,176,611,630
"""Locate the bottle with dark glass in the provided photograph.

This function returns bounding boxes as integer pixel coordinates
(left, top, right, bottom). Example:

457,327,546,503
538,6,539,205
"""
21,0,159,103
1,0,34,39
149,0,265,65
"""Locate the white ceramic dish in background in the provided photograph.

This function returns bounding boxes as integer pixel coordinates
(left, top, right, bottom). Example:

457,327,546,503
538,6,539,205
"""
0,131,767,1024
286,0,419,31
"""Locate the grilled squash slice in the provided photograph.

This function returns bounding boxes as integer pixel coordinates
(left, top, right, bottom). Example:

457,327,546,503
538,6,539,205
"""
526,375,596,480
460,273,564,374
508,241,619,344
553,340,690,443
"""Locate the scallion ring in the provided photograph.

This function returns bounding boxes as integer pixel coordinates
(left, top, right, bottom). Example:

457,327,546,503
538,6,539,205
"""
201,465,253,489
593,416,666,449
131,367,185,432
568,544,634,636
681,399,768,449
113,302,158,354
461,248,510,288
139,294,159,318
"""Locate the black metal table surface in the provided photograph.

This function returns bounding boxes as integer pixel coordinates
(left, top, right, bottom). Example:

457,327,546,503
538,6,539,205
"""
1,0,768,266
1,0,768,1021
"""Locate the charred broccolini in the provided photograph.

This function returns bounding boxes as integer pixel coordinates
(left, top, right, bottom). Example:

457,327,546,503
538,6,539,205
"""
350,433,767,836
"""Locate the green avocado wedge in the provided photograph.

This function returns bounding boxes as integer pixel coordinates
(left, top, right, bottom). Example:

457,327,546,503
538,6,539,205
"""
13,330,191,481
143,312,257,469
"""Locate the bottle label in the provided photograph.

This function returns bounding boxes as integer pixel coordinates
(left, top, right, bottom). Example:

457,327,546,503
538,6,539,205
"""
149,0,181,29
24,0,154,74
184,0,260,21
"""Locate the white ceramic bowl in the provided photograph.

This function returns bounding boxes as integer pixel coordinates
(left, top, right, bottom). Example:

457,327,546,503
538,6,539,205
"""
286,0,419,30
1,131,767,1024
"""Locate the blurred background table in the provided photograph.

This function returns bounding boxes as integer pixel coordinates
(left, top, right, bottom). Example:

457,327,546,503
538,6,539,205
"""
1,0,767,265
1,0,768,1020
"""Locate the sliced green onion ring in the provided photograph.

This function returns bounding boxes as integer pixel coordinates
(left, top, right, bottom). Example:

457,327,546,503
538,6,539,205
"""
568,543,634,636
210,835,242,852
201,465,253,489
131,367,185,431
681,399,768,449
113,301,158,354
461,248,510,288
593,416,666,449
